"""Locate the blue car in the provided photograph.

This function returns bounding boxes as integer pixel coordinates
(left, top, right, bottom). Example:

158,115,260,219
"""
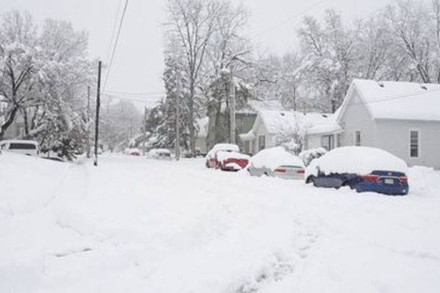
307,170,409,196
350,170,409,195
305,146,410,196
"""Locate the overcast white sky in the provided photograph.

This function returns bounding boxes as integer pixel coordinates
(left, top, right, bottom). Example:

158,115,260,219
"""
1,0,387,106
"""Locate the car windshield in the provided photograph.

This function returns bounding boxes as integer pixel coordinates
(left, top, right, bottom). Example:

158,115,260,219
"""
9,143,36,150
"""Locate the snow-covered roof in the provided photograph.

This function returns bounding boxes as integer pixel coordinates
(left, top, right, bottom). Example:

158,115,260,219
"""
240,109,342,140
0,139,39,145
339,79,440,121
304,112,342,135
259,110,305,134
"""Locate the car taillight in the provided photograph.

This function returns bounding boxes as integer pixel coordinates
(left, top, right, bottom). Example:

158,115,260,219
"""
296,169,305,174
399,176,408,183
274,168,286,173
362,174,380,181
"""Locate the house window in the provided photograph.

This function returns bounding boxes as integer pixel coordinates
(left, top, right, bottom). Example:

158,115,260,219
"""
258,135,265,151
336,134,341,147
410,130,420,158
321,135,334,151
355,131,361,146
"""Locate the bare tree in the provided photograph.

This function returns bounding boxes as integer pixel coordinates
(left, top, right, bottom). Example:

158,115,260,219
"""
0,11,38,139
166,0,220,155
385,1,433,83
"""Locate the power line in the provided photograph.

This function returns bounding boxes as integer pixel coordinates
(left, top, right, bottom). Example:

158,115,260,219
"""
102,90,166,96
103,0,129,91
251,0,326,40
105,0,124,64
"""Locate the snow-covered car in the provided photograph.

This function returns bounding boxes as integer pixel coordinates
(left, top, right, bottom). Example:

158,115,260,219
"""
126,148,142,156
205,143,240,168
0,140,40,156
248,147,305,180
148,148,172,160
215,150,250,171
305,146,409,195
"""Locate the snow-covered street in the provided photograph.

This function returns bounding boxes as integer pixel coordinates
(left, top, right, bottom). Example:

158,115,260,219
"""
1,153,440,293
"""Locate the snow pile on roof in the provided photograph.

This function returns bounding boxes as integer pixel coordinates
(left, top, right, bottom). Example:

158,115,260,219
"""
216,150,250,161
197,117,209,138
304,112,342,135
259,110,305,134
348,79,440,121
209,143,239,153
250,146,304,169
307,146,408,176
206,143,240,158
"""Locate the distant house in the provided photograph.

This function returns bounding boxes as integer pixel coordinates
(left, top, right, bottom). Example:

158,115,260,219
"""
240,110,341,155
335,79,440,169
303,112,342,151
240,110,302,154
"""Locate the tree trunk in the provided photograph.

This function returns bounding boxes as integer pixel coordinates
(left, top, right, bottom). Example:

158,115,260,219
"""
23,108,30,137
0,105,20,140
188,81,196,156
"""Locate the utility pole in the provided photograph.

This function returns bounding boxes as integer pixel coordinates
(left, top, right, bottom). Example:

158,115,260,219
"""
175,69,181,161
229,69,236,144
94,61,102,166
86,85,91,158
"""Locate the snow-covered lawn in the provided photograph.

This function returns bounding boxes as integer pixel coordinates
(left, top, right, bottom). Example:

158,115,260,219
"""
1,153,440,293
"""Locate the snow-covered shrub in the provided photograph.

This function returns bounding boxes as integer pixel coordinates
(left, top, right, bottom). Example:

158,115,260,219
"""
299,147,327,166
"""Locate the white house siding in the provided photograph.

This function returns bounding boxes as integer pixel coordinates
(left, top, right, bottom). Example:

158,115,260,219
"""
338,90,376,148
306,134,322,149
374,119,440,169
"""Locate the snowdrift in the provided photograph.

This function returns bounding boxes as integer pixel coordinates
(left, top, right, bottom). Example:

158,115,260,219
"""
307,146,408,176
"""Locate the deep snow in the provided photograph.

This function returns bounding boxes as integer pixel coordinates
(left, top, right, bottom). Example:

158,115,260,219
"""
1,153,440,293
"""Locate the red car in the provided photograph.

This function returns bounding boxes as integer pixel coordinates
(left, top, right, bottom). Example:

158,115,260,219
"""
205,143,250,171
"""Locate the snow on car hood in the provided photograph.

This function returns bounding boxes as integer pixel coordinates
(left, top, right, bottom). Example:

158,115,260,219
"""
250,147,304,170
216,151,250,161
306,146,408,177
